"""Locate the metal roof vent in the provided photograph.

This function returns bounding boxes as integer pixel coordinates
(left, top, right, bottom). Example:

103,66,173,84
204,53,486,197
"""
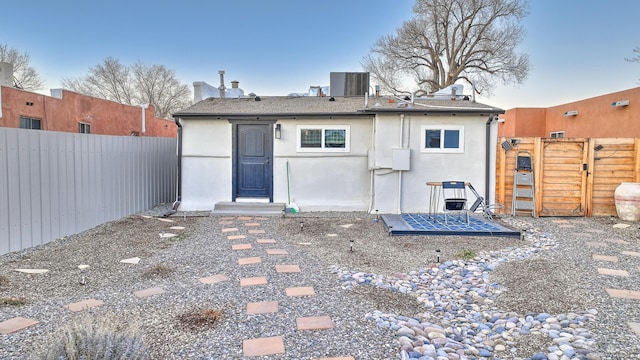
218,70,226,98
330,72,370,96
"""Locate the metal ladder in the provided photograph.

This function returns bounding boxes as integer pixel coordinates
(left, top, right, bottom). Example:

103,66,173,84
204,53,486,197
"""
512,152,536,217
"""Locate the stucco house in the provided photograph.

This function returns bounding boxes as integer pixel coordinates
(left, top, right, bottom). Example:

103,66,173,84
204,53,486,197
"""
173,87,504,214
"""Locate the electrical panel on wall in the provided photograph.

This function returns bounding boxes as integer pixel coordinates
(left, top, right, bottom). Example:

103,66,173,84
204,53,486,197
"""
392,148,411,171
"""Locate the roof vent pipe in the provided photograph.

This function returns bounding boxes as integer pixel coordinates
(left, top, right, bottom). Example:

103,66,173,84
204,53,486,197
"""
138,103,149,134
218,70,226,98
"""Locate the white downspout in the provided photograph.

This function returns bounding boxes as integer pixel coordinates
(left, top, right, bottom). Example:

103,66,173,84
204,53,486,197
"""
139,103,149,134
368,116,376,213
398,113,405,214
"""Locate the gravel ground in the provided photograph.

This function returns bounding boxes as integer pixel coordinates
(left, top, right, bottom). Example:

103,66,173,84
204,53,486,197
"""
0,208,639,359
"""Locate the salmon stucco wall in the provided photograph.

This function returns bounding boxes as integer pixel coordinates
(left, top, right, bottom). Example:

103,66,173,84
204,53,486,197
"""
499,87,640,138
498,108,546,137
545,88,640,138
0,86,176,138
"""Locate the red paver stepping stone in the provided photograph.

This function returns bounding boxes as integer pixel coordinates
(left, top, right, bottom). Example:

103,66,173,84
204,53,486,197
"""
243,335,285,356
0,317,39,334
65,299,104,312
629,322,640,336
597,268,630,277
312,357,355,360
606,288,640,300
238,257,262,265
255,217,269,220
623,251,640,257
296,316,334,330
557,224,575,228
245,222,261,227
586,242,608,248
219,220,234,225
228,234,247,241
276,264,301,273
199,274,229,284
220,217,235,221
266,249,288,255
286,287,315,297
232,243,252,250
133,287,165,298
247,301,278,314
237,216,253,221
257,239,277,244
240,276,268,287
249,229,266,234
222,227,239,233
593,254,618,262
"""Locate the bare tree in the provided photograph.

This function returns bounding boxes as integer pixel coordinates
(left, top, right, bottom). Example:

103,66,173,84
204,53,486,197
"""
363,0,531,96
62,57,191,119
0,43,45,91
131,62,191,120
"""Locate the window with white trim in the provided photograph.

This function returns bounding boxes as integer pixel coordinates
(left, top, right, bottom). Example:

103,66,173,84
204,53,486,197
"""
420,125,464,153
550,131,565,138
297,125,350,152
79,122,91,134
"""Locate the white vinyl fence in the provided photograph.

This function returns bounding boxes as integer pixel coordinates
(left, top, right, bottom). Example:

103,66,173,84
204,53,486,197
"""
0,128,178,255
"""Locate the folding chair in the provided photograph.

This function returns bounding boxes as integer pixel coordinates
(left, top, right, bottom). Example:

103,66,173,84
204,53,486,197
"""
467,183,501,221
441,181,469,225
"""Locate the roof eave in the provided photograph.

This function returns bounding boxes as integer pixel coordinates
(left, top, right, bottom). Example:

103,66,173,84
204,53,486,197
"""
173,106,505,119
172,112,375,120
361,107,505,115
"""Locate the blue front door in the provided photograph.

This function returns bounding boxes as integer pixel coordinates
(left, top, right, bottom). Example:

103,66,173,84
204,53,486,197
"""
235,124,273,200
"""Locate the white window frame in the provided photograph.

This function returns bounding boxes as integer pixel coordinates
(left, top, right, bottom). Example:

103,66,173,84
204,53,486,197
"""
550,131,565,138
79,122,91,134
420,125,464,153
296,125,350,152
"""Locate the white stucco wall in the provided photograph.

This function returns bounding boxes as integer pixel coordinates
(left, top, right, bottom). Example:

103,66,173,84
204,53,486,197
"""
371,113,491,214
273,117,373,212
178,112,498,214
180,119,232,210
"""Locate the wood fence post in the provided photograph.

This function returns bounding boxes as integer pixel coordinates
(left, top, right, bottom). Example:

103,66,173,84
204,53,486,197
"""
586,138,596,217
533,137,542,218
635,138,640,183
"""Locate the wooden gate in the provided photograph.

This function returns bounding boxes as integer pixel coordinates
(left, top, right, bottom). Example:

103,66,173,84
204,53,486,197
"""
538,139,588,216
496,137,640,217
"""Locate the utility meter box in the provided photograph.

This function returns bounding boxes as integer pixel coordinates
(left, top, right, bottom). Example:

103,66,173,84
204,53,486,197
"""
392,148,411,171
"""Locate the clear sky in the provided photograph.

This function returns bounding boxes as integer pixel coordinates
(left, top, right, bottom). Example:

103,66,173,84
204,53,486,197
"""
2,0,639,110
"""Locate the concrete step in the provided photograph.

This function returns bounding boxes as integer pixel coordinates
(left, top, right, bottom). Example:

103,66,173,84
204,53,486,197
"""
213,202,286,216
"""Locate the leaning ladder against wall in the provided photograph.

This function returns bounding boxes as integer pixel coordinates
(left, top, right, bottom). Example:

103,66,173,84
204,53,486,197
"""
512,151,536,217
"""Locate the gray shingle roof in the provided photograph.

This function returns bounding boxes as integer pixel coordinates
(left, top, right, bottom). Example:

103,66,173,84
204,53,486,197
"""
173,95,503,118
